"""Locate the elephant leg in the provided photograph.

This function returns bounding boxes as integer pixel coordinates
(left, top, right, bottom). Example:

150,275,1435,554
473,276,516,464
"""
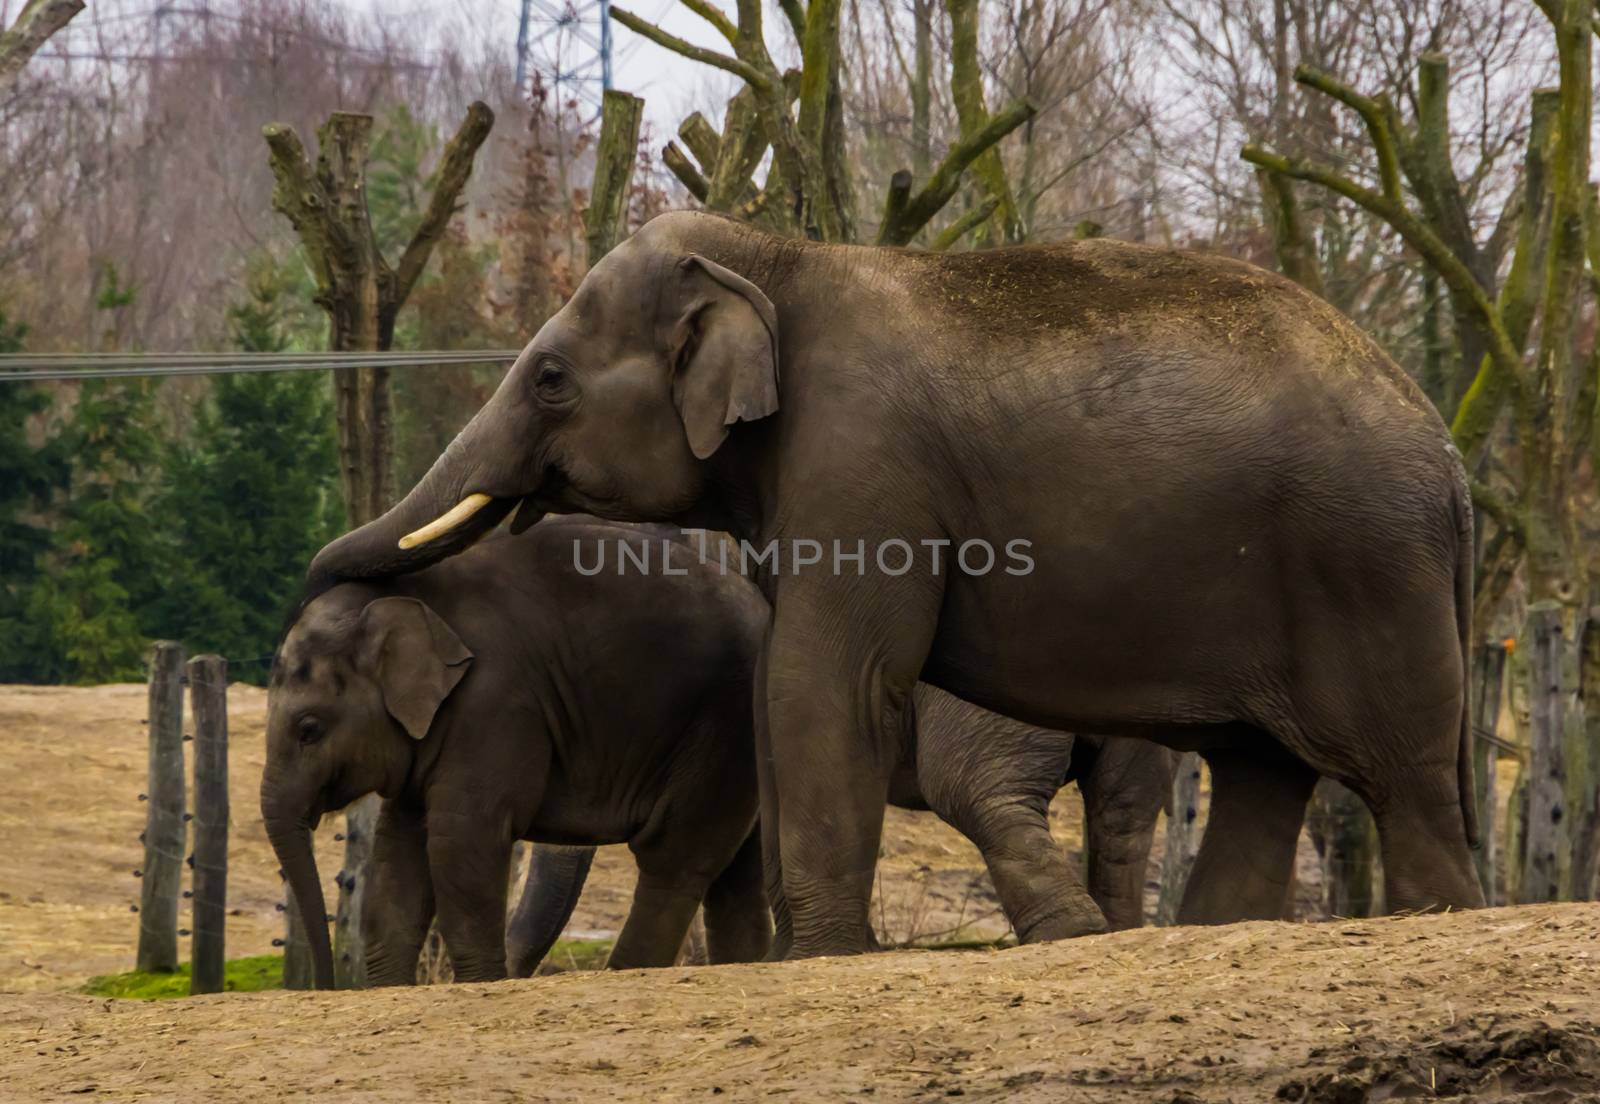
1368,764,1483,913
753,629,794,962
1079,739,1170,931
363,799,435,987
426,809,513,982
608,868,710,969
1177,746,1317,925
1275,599,1481,914
765,571,941,958
945,794,1106,942
702,829,773,964
505,845,597,978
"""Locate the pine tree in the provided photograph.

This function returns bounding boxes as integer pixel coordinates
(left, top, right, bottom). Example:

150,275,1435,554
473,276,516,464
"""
26,267,169,682
27,373,163,682
149,258,340,673
0,310,68,681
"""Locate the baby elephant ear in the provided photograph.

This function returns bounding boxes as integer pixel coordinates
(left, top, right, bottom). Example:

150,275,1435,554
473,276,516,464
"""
357,596,473,740
669,253,780,460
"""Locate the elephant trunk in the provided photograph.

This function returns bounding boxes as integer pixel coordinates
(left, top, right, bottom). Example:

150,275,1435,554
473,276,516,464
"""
305,407,519,593
264,810,336,990
505,845,597,977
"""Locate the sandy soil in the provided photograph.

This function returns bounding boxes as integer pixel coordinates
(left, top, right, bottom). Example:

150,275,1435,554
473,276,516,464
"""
2,906,1596,1101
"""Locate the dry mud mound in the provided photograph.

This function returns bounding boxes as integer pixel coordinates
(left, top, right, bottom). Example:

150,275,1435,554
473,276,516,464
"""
4,906,1598,1102
1277,1018,1600,1102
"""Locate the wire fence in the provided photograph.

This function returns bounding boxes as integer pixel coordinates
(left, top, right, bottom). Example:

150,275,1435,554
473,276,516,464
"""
0,349,521,382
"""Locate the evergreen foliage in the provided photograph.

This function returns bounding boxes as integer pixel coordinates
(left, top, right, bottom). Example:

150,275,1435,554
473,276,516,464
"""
0,310,68,679
149,259,340,673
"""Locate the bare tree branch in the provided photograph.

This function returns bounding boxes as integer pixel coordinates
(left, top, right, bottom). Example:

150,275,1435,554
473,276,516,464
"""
394,100,495,305
929,196,1000,250
879,97,1036,245
0,0,84,93
611,7,770,89
664,141,711,201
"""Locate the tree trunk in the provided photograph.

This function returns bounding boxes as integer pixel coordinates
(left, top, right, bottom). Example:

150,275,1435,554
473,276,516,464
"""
1471,642,1508,903
1572,615,1600,899
1521,601,1567,903
944,0,1023,244
585,91,645,265
1256,169,1326,298
1156,752,1201,925
910,0,932,180
1306,780,1377,918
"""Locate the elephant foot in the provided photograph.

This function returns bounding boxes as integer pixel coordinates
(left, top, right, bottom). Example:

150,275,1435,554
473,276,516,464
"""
1014,896,1108,943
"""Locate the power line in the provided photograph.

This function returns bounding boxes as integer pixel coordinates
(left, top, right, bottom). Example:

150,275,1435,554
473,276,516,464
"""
0,350,520,383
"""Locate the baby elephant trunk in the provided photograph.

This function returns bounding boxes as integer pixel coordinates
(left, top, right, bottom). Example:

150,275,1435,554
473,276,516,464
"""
505,845,597,977
263,809,336,989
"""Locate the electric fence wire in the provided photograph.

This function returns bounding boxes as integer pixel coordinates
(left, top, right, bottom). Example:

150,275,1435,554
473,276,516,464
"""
0,349,522,382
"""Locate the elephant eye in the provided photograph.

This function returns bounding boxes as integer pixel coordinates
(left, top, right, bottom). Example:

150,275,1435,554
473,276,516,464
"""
533,360,573,402
296,715,326,745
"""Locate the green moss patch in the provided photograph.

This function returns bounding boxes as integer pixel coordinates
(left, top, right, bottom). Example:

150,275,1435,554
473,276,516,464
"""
83,954,284,999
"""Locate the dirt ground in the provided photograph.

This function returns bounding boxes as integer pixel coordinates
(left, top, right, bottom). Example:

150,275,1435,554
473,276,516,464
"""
7,684,1595,1102
1,907,1595,1101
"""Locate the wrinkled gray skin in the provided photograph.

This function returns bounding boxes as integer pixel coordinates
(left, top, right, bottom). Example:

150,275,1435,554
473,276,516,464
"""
262,519,772,987
306,210,1484,957
890,687,1173,938
507,685,1174,971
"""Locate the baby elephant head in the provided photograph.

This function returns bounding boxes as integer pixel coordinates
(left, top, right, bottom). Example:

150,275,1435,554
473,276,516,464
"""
260,589,472,988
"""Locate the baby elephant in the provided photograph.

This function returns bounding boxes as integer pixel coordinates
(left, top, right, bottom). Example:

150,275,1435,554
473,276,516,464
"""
263,518,772,987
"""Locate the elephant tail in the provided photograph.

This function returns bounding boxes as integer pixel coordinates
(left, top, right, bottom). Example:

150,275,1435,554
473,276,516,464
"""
1453,476,1481,850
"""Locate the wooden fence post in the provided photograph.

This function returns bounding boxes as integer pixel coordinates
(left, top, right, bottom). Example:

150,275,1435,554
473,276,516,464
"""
1522,601,1565,903
1471,642,1508,904
280,886,314,989
333,794,379,988
137,641,186,973
1156,752,1201,925
187,655,229,995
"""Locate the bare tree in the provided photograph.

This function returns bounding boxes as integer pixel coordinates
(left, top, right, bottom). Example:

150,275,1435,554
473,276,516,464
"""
612,0,1035,246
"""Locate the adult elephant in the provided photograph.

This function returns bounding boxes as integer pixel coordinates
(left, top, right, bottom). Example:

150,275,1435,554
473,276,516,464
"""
307,210,1483,957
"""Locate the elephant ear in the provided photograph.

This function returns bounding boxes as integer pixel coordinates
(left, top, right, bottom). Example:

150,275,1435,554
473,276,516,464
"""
668,253,780,460
357,596,473,741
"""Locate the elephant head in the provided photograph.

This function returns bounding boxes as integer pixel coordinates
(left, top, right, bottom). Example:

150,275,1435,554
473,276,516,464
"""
305,213,779,589
261,587,473,989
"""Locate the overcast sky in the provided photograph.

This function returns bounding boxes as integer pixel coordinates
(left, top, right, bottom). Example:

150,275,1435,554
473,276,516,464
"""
30,0,761,131
365,0,761,129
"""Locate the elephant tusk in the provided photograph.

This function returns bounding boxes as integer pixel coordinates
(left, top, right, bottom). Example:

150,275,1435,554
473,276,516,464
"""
398,493,495,550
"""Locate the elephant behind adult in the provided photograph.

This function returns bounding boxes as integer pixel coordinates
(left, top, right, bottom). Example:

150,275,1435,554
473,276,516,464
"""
304,210,1483,957
506,685,1172,974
